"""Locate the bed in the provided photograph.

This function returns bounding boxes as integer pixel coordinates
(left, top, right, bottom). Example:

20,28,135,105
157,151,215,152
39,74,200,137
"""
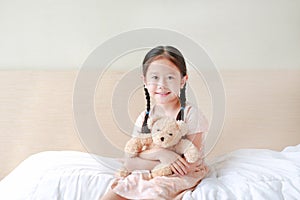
0,144,299,199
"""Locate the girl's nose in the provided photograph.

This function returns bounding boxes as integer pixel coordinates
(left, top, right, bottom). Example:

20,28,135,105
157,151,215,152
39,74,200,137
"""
158,79,167,89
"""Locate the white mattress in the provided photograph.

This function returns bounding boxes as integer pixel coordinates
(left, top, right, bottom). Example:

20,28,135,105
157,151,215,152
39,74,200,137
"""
0,145,300,200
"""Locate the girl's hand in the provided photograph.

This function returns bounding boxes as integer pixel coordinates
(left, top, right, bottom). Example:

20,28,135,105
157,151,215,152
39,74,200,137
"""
170,156,190,176
158,150,190,176
171,157,203,176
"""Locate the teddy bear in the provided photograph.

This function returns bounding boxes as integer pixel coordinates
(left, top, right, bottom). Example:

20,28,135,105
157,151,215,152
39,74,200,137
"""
120,115,200,178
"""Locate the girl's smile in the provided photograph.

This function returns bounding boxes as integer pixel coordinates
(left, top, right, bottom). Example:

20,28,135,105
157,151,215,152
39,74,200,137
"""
155,91,171,96
154,91,171,98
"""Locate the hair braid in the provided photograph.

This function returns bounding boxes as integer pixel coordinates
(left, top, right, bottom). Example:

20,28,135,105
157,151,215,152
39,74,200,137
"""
141,86,151,133
176,84,186,121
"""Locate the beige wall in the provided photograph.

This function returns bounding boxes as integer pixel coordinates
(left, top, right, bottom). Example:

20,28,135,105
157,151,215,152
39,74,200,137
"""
1,70,299,179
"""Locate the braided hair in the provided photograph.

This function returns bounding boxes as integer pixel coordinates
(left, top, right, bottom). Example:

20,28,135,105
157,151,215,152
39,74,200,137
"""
141,46,187,133
141,85,151,133
176,84,186,121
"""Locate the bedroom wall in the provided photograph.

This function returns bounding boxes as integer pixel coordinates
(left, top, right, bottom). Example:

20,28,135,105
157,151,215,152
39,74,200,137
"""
0,0,299,70
1,0,300,179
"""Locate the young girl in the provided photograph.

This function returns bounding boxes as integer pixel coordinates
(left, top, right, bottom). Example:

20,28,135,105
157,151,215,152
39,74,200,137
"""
101,46,209,200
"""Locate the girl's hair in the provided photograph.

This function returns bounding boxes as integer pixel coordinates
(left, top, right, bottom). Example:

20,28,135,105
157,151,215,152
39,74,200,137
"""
141,46,187,133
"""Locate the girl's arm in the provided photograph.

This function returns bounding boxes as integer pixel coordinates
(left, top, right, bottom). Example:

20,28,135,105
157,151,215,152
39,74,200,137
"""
123,148,183,172
138,147,186,163
170,132,204,175
185,132,204,150
124,156,160,171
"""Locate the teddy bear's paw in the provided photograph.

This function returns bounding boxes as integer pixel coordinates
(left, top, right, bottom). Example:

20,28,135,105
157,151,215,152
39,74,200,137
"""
124,138,144,155
141,137,153,146
151,165,172,177
115,167,131,177
185,148,201,163
125,152,138,158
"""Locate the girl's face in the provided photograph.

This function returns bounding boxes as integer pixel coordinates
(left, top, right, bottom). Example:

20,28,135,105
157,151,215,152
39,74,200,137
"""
143,58,188,105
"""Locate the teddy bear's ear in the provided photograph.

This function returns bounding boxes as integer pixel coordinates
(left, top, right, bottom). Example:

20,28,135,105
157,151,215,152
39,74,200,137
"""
176,120,189,136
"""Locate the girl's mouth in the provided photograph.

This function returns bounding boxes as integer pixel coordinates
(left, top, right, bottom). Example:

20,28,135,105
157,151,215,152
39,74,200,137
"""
155,92,171,97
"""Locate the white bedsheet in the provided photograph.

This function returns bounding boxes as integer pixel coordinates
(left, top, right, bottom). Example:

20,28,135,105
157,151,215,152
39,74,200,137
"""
184,144,300,200
0,151,122,200
0,145,299,200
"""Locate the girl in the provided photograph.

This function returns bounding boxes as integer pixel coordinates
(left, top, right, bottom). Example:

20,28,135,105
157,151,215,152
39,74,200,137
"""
101,46,209,200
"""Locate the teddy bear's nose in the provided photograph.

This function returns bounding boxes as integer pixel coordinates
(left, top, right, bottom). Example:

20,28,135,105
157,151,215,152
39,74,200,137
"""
160,137,164,142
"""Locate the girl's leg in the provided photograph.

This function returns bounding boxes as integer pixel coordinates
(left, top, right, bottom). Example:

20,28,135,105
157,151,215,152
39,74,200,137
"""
100,156,159,200
100,189,127,200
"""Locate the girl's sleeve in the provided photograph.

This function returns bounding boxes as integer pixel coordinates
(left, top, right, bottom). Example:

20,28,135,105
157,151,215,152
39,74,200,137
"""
131,111,146,137
186,106,209,135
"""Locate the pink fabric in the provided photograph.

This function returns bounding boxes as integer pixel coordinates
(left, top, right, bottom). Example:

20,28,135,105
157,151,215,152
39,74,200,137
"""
112,163,209,200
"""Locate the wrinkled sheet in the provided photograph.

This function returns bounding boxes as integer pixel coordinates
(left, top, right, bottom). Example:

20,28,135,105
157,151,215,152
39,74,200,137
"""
0,145,299,200
0,151,122,200
183,144,300,200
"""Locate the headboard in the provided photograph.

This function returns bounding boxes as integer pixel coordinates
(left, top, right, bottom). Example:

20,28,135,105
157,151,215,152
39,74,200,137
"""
1,69,299,179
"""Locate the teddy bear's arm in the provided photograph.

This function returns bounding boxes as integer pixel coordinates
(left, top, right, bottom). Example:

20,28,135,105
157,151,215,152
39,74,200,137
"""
175,139,200,163
124,134,153,157
124,138,143,157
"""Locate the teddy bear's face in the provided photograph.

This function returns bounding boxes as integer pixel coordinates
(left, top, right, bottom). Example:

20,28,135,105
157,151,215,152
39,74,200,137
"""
151,117,186,148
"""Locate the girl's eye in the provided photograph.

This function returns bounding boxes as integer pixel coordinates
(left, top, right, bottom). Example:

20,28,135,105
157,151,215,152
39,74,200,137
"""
151,76,158,80
157,129,160,131
168,76,174,80
168,133,173,136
